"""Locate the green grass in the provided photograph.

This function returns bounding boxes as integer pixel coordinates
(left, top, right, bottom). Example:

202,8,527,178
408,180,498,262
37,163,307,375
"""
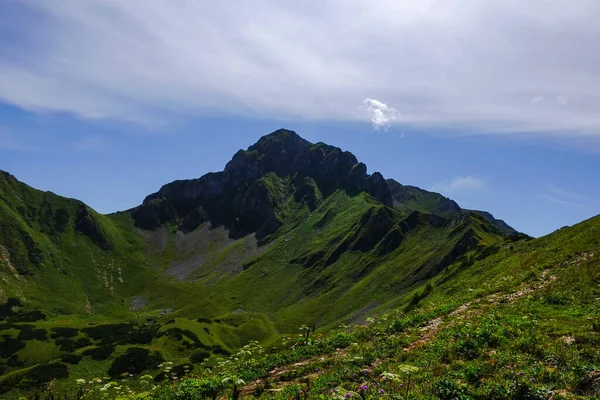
74,216,597,400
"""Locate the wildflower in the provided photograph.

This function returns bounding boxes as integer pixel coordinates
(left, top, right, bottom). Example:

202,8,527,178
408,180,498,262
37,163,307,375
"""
379,389,385,394
346,394,352,398
96,378,102,383
381,372,399,381
519,372,524,376
530,378,535,382
75,379,86,385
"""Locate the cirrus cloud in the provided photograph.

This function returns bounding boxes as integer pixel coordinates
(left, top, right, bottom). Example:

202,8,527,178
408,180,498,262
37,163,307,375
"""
431,176,487,195
1,1,600,136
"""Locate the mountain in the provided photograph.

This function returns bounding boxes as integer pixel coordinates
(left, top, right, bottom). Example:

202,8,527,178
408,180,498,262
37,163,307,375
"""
2,128,578,399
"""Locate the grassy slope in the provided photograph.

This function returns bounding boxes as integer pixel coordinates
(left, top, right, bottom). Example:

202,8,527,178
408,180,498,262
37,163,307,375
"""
108,215,599,400
0,171,150,316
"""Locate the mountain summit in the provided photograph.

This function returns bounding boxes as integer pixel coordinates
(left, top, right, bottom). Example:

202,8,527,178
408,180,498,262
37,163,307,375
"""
131,129,514,241
131,129,396,238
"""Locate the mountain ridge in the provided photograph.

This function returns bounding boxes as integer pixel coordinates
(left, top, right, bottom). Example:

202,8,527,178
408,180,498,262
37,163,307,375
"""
129,128,517,241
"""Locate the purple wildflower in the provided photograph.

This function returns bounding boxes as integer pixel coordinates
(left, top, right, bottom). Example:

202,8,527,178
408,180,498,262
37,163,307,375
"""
519,371,525,375
345,394,352,398
379,389,385,394
530,378,535,382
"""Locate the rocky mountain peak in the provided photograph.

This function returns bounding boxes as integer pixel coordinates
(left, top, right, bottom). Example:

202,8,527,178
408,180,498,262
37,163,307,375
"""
130,129,515,240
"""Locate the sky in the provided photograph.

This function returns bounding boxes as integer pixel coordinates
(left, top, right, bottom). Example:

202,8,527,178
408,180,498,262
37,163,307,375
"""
1,0,599,237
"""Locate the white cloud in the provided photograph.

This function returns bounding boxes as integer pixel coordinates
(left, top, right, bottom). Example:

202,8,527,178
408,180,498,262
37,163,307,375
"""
431,176,486,194
1,1,600,135
360,98,398,130
541,184,585,207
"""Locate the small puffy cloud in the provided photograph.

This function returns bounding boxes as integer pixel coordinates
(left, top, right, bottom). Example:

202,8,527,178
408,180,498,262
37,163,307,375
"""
556,96,568,106
360,98,398,130
431,176,486,194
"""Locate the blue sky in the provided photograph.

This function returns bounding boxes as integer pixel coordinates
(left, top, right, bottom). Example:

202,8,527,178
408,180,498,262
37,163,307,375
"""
1,1,600,237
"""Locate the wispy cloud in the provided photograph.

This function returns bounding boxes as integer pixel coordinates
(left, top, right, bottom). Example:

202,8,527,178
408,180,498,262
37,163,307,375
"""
541,184,585,207
1,1,600,135
360,98,398,130
431,176,486,194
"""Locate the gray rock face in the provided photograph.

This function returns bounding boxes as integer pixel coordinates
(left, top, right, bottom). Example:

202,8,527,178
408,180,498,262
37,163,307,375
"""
129,296,148,311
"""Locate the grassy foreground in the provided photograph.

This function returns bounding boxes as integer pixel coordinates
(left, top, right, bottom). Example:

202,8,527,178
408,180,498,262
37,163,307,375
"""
21,216,600,399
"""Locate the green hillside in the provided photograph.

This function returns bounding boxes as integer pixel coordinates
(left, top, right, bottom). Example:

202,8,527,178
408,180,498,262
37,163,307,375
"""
86,214,599,399
2,129,595,399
